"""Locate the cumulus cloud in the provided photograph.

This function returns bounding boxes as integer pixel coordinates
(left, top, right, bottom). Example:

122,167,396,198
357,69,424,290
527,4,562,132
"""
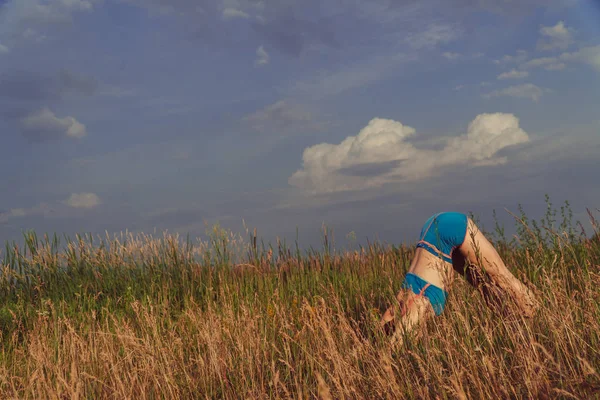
537,21,573,51
20,107,87,141
65,193,101,209
289,113,529,194
254,45,269,66
484,83,547,102
497,69,529,80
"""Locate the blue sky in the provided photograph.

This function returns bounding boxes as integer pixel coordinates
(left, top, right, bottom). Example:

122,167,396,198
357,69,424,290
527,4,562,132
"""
1,0,599,249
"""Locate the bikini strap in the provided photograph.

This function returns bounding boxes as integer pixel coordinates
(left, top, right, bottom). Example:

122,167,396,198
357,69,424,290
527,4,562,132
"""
421,213,440,239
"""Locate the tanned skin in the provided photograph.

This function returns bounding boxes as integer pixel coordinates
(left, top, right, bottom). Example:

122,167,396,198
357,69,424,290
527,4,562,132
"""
381,218,538,344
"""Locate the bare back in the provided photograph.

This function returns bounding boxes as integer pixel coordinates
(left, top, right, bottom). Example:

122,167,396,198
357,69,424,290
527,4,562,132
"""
407,247,455,291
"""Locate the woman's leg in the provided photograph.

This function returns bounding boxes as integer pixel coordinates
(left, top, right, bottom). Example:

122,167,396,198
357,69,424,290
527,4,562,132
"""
458,219,538,317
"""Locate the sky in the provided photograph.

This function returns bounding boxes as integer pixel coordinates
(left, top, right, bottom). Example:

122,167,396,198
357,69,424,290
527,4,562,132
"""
1,0,599,251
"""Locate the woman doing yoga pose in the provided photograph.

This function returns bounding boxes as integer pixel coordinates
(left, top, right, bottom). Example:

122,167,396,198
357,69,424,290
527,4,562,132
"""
380,212,538,341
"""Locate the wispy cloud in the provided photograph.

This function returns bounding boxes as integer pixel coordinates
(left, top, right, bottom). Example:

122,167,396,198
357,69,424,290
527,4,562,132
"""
495,20,598,76
522,56,561,69
484,83,547,102
65,193,101,209
405,23,462,49
560,45,600,72
254,45,269,66
222,7,250,20
443,52,460,60
0,203,52,224
537,21,574,51
287,52,417,99
0,192,100,225
0,0,95,48
243,100,314,134
544,63,566,71
494,50,529,65
497,69,529,79
519,45,600,72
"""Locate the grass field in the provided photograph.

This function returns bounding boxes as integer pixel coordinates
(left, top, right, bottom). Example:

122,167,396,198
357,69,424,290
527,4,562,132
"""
0,200,599,399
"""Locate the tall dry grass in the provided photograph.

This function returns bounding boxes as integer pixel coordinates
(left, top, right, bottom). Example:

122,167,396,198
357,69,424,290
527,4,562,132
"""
0,201,599,399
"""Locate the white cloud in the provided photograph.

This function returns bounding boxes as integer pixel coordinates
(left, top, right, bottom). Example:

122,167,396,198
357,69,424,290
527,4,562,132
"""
545,63,566,71
519,45,600,72
222,7,250,19
288,52,417,99
560,45,600,71
2,0,93,25
8,209,28,218
0,209,27,223
522,57,557,69
21,27,47,42
510,23,599,74
494,50,528,65
521,56,566,71
0,203,52,223
0,43,9,54
289,113,529,194
497,69,529,80
0,0,94,48
13,0,90,24
537,21,573,51
406,23,462,49
65,193,101,209
59,0,93,11
254,45,269,66
484,83,547,102
20,107,87,140
244,100,313,133
443,52,460,60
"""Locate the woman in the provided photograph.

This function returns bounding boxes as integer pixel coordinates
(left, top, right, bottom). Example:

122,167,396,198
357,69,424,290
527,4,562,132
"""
380,212,538,342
